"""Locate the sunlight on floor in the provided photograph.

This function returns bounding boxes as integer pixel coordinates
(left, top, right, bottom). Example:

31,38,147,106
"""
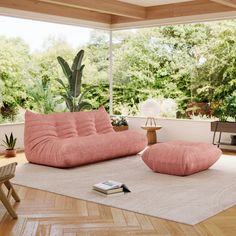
0,152,28,167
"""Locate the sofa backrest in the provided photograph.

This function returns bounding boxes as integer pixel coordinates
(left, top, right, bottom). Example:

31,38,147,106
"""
25,107,114,140
94,107,115,134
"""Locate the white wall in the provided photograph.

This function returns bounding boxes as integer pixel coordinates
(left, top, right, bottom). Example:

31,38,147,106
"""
0,118,235,153
128,116,235,149
0,123,24,153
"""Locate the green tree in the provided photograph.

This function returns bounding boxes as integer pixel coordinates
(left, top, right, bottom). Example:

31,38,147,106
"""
0,36,31,120
112,21,236,116
27,77,59,114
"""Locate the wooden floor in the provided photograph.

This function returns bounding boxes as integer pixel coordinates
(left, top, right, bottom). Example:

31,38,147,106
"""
0,152,236,235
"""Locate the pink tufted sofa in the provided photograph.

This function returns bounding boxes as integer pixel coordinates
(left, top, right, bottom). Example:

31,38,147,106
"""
24,108,147,168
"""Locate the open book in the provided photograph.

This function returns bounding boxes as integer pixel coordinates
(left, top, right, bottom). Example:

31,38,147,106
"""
93,180,130,195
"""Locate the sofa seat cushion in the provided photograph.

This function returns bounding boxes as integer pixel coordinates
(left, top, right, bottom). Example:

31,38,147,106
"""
27,130,147,168
142,141,222,176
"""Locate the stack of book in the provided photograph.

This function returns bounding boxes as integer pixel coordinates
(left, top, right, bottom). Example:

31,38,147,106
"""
93,180,130,197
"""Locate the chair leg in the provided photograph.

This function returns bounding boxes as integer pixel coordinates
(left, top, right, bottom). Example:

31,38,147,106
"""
4,180,20,202
0,185,18,219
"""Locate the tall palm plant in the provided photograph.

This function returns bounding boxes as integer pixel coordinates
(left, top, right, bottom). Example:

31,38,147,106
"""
57,49,91,112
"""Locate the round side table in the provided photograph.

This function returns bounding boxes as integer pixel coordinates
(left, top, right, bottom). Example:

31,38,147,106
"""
141,126,162,145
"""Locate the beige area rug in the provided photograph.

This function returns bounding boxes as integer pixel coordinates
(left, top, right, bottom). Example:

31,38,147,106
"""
12,154,236,225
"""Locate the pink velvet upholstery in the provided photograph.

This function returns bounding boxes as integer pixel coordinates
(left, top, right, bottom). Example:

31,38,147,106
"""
142,141,222,176
94,107,114,134
24,110,147,168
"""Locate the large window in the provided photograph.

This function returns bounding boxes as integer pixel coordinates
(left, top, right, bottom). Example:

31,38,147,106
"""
1,16,236,122
112,21,236,119
0,16,109,123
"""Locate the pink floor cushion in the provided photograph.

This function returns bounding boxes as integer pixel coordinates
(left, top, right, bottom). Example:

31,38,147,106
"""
142,141,222,176
24,110,147,168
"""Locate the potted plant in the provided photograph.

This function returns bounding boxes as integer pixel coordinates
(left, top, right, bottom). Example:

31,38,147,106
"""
0,101,18,122
211,95,236,145
1,132,17,157
111,116,128,132
186,98,212,118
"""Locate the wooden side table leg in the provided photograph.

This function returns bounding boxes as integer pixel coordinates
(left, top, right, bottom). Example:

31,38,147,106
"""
0,184,18,219
147,130,157,145
4,180,20,202
217,132,222,148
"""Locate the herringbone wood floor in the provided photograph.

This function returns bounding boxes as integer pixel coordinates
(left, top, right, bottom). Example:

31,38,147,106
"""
0,152,236,235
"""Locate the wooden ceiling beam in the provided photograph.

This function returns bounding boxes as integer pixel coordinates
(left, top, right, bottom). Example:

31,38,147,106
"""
1,0,236,28
210,0,236,8
147,0,233,20
0,0,111,24
112,0,235,24
39,0,146,19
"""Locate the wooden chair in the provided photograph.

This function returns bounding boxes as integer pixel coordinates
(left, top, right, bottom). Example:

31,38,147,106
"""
0,162,20,219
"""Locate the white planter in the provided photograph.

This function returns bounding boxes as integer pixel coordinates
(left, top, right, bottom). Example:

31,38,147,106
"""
0,122,24,153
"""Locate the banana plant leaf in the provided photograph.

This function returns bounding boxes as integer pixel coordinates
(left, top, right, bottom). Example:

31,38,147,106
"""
56,79,71,97
57,57,72,79
72,65,85,97
62,95,74,112
72,50,84,71
78,87,92,104
77,101,92,111
57,49,93,112
57,56,74,92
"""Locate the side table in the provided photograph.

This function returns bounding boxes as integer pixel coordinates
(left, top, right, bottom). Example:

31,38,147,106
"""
141,126,162,145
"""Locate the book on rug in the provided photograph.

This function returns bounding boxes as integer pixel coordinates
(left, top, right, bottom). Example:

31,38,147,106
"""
93,180,130,196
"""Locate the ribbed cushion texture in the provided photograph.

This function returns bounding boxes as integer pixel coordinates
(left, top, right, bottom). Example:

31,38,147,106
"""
93,107,114,134
142,141,222,176
24,109,147,168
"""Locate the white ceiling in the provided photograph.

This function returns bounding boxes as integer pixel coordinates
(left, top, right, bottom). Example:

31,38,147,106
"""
119,0,193,7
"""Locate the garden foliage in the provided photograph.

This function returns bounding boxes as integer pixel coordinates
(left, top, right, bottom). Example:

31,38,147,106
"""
0,20,236,121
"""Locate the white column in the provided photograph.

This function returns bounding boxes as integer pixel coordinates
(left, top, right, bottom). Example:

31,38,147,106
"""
109,30,113,115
